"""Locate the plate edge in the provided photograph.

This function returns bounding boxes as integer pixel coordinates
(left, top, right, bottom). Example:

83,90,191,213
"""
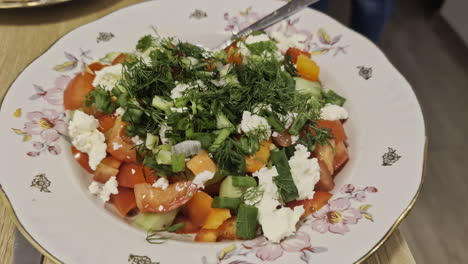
0,0,428,263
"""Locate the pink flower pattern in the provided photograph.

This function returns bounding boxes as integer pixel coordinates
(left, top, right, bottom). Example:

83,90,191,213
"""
311,197,363,234
30,75,70,105
13,109,66,157
242,232,314,261
23,109,66,142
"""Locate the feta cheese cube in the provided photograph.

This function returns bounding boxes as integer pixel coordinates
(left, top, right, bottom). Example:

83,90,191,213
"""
320,103,349,121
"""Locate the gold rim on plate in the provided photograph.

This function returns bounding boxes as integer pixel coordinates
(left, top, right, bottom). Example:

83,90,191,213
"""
0,0,71,9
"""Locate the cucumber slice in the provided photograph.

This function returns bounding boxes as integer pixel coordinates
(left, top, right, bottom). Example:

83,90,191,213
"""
145,133,159,150
152,96,173,113
154,145,172,165
171,153,186,172
133,209,179,232
294,77,322,98
216,113,233,129
219,176,243,198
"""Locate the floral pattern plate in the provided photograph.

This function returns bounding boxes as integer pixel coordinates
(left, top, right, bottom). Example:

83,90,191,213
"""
0,0,425,263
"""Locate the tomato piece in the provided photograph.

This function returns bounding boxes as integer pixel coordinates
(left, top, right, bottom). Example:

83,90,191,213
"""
143,166,158,184
93,156,122,183
245,140,271,173
315,160,335,191
315,140,336,175
88,62,106,73
285,47,311,64
203,208,231,229
71,146,93,173
186,150,217,176
334,141,349,172
112,53,132,65
286,191,333,217
106,117,137,163
317,120,347,142
296,54,320,82
182,191,213,227
116,163,146,188
226,46,243,65
97,114,116,134
173,215,201,234
110,187,137,217
134,182,197,213
63,72,94,110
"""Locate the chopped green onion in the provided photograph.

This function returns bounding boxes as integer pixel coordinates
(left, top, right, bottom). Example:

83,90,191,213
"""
323,90,346,106
166,222,185,232
264,112,286,133
212,197,241,210
208,128,233,152
270,149,299,203
289,113,308,136
171,153,186,172
231,176,257,188
236,204,258,239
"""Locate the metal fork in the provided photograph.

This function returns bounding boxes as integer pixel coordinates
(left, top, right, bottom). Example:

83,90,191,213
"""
215,0,320,50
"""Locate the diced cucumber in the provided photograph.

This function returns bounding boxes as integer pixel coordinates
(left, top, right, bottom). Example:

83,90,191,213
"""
231,176,257,188
294,77,322,98
145,133,159,150
212,197,241,210
216,113,233,129
152,96,173,113
219,176,243,198
154,145,172,165
171,153,186,172
133,209,179,232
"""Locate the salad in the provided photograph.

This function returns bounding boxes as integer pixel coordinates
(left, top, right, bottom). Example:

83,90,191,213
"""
65,31,349,243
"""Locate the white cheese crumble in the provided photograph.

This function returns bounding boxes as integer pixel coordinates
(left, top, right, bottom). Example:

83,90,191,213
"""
170,83,191,99
320,103,349,121
114,107,125,117
112,142,122,150
88,176,119,202
272,131,279,137
238,34,273,60
283,112,298,129
131,135,144,145
269,31,307,53
152,177,169,190
92,64,123,91
245,33,271,45
253,166,305,242
239,111,271,139
288,144,321,200
68,110,107,170
192,171,215,189
291,135,300,145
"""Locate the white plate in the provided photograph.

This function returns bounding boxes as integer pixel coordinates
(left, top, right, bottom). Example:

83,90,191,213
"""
0,0,425,263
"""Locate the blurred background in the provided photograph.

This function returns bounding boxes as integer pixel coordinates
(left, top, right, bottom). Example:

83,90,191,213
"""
319,0,467,263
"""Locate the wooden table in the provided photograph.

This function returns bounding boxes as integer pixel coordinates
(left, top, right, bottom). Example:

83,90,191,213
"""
0,1,416,263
